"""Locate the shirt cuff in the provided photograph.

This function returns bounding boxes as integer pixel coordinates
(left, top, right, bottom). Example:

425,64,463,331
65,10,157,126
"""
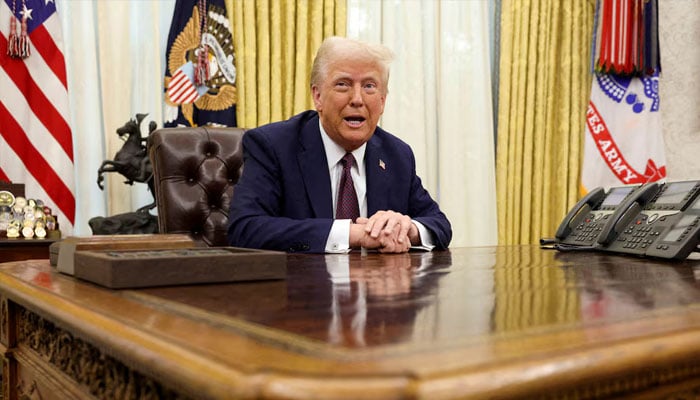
411,220,435,251
325,219,352,253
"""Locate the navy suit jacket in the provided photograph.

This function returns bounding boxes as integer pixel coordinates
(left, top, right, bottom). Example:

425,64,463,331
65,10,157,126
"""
228,110,452,253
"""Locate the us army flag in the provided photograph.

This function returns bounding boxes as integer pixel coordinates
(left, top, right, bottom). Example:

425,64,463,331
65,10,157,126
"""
581,73,666,192
163,0,237,127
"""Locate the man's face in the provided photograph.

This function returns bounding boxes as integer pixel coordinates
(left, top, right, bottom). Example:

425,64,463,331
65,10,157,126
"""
312,58,387,152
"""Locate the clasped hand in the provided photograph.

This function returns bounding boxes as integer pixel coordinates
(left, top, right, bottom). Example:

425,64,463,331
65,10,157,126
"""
350,210,419,253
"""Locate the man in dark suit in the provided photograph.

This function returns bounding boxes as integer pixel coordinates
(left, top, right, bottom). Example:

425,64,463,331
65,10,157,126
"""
228,36,451,253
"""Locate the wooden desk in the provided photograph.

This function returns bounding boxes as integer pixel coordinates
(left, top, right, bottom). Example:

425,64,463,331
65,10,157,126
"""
0,237,56,262
1,246,700,399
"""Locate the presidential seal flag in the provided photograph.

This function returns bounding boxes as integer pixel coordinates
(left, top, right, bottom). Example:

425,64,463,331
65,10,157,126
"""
581,0,664,193
0,0,75,233
164,0,237,127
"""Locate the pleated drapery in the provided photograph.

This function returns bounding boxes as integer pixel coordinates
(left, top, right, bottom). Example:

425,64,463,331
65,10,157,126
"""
226,0,346,129
496,0,595,245
347,0,498,248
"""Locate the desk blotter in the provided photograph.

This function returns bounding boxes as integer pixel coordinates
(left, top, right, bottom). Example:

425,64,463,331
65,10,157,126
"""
73,247,287,289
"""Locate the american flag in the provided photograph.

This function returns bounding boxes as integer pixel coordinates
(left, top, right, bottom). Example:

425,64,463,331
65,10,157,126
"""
0,0,75,233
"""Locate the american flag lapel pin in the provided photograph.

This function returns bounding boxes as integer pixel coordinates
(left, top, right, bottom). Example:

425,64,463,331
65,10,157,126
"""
379,159,386,170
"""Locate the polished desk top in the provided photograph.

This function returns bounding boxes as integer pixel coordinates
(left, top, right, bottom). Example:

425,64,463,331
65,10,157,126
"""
2,246,700,399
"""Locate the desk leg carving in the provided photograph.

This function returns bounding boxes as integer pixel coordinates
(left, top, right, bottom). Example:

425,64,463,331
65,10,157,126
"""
0,296,13,349
2,297,19,400
16,306,190,400
17,379,41,400
1,297,7,346
3,358,10,400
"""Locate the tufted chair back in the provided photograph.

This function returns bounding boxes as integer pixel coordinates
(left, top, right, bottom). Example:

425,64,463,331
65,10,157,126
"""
148,127,245,247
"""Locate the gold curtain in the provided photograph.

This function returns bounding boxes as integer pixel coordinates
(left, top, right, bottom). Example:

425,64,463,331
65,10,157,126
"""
496,0,595,245
225,0,346,129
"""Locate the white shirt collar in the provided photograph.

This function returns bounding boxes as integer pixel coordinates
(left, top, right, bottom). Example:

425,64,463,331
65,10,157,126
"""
319,120,366,171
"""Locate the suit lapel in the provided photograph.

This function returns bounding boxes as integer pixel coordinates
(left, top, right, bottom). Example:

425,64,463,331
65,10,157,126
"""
298,117,333,218
365,134,389,215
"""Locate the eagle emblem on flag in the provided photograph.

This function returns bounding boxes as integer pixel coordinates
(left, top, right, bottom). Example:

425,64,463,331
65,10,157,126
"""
164,0,236,127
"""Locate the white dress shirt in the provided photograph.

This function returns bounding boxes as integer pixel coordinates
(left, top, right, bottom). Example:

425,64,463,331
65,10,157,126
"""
319,121,434,252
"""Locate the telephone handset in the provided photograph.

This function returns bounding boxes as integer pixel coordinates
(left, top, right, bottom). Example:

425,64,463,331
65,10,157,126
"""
550,180,700,259
554,187,606,240
554,185,638,247
596,182,661,246
602,180,700,259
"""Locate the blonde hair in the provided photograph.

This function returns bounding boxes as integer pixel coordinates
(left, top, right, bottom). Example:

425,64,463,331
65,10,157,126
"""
310,36,394,91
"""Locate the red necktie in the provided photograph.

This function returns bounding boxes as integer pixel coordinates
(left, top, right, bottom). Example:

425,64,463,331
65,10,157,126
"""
336,153,360,222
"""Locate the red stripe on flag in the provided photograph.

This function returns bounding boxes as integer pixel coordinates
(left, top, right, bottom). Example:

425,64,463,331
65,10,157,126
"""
29,24,68,88
600,0,612,70
0,34,73,161
168,69,198,104
0,102,75,223
614,0,621,67
172,87,198,104
0,167,9,182
629,0,635,72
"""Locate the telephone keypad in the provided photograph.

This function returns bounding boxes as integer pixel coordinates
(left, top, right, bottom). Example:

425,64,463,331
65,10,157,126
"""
613,215,663,250
569,214,609,244
554,180,700,260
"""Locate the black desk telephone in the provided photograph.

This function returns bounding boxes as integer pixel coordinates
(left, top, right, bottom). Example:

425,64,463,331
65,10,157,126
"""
549,180,700,260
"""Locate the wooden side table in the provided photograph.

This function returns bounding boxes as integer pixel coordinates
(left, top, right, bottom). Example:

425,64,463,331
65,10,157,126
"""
0,238,56,262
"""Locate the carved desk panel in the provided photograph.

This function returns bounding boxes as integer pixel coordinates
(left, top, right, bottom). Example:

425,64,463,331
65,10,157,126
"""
0,246,700,399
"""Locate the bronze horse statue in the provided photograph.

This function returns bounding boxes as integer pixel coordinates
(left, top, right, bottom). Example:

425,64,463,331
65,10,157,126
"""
91,114,158,235
97,113,157,194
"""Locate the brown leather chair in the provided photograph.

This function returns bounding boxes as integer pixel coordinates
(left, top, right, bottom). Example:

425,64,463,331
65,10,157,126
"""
148,127,245,246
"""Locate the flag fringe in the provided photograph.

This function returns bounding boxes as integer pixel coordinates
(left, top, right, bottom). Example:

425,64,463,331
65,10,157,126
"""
592,0,660,77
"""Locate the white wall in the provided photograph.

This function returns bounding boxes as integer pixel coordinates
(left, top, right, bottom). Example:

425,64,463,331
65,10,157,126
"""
659,0,700,180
